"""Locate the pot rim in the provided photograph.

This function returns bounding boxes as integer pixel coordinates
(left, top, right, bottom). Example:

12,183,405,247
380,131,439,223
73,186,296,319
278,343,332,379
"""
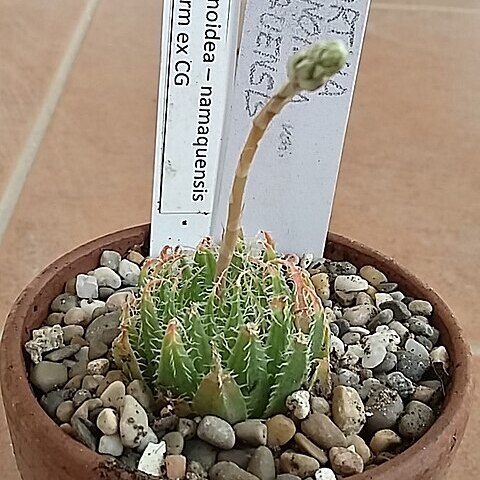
0,223,473,479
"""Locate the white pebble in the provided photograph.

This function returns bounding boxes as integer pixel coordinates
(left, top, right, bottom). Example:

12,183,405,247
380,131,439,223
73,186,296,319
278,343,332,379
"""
93,267,122,289
286,390,311,420
137,441,166,476
87,358,110,375
97,408,119,435
118,259,140,286
362,343,387,369
120,395,149,448
99,434,124,457
76,274,99,299
375,293,393,308
330,336,345,356
315,468,337,480
405,338,430,362
334,275,369,293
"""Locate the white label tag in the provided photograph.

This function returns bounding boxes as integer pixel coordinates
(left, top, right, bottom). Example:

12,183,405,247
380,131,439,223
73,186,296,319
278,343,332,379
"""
150,0,241,255
211,0,371,256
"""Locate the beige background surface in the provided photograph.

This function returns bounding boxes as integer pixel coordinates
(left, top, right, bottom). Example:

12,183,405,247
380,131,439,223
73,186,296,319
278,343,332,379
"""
0,1,478,478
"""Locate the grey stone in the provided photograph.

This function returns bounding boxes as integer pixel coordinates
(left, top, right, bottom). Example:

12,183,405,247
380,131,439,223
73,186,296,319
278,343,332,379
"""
93,267,122,289
88,339,108,360
416,335,433,351
386,371,416,398
389,321,409,344
118,259,141,286
365,387,404,432
248,446,275,480
127,379,154,411
408,319,434,338
44,344,80,362
163,431,184,454
71,416,98,451
369,309,394,330
335,275,369,293
399,400,435,439
178,418,197,440
40,390,67,417
218,449,254,469
380,301,411,321
210,462,259,480
98,287,115,300
80,299,106,321
333,369,360,388
294,433,328,465
62,325,84,343
73,389,92,408
342,332,361,345
56,400,74,423
346,434,371,464
184,439,218,470
276,475,301,480
376,282,398,293
327,261,357,276
197,416,236,450
408,300,433,316
396,350,429,382
85,311,121,345
301,413,347,449
373,351,397,374
87,358,110,376
310,396,330,415
45,313,65,326
279,452,320,478
100,250,122,271
31,361,68,393
64,307,87,326
234,420,267,447
51,293,79,313
343,305,377,326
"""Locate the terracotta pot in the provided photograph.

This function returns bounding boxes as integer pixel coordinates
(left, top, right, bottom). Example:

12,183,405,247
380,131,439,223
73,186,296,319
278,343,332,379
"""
0,224,473,480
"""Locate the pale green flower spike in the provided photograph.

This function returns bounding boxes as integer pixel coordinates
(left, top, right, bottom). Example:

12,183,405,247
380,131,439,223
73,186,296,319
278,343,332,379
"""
287,40,348,91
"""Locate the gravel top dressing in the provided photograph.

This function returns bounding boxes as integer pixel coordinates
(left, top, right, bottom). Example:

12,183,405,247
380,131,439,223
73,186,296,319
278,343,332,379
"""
25,246,450,480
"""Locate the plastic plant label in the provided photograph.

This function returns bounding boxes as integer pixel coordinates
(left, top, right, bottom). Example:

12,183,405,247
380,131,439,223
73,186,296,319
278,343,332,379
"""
150,0,241,255
211,0,371,256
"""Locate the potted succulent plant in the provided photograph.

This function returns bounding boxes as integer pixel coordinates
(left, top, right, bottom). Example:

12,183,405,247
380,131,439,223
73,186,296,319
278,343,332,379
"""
0,41,473,480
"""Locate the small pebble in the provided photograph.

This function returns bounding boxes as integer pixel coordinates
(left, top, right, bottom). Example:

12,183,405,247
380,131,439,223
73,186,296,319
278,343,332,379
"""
165,455,187,480
76,274,99,299
45,313,65,326
97,408,119,435
210,462,258,480
127,379,154,411
330,336,345,357
51,293,79,313
343,305,377,326
93,266,122,289
373,351,397,374
184,439,218,470
380,301,411,321
178,418,197,440
408,300,433,316
72,389,92,408
197,416,236,450
163,431,185,455
332,386,366,435
266,415,296,447
334,275,369,293
137,441,166,476
64,307,87,326
359,265,388,287
346,434,371,464
342,332,361,345
247,446,275,480
80,299,106,321
218,449,253,469
365,387,403,432
100,250,122,271
62,325,84,343
31,361,68,393
370,429,402,454
279,452,320,478
100,380,126,409
329,446,364,476
311,273,330,303
286,390,311,420
118,259,141,286
386,371,416,398
138,427,160,453
44,344,80,362
56,400,74,423
315,469,337,480
399,400,435,439
119,395,149,448
87,358,110,376
301,413,347,450
85,311,121,345
294,433,328,465
234,420,267,447
311,396,330,415
71,416,97,451
98,434,124,457
333,369,360,388
396,350,429,382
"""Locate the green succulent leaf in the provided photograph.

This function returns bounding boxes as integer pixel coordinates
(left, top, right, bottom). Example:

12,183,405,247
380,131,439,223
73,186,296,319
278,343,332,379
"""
193,353,247,424
157,321,199,397
263,334,309,417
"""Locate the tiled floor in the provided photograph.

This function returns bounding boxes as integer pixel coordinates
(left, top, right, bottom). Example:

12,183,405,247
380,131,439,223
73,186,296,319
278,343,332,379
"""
0,1,478,478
